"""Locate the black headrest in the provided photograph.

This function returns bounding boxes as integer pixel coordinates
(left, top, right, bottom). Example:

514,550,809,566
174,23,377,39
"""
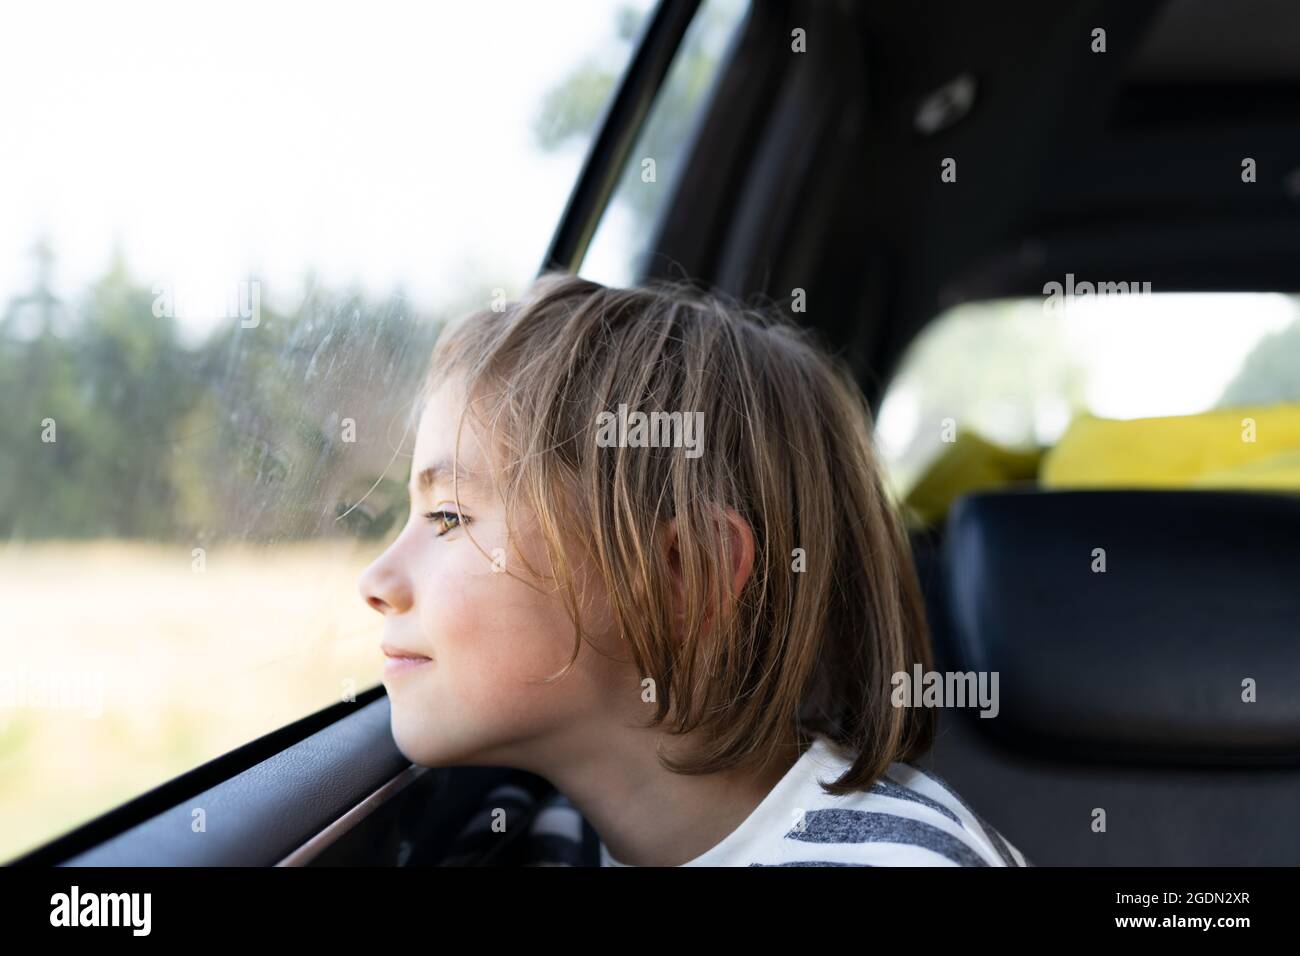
940,489,1300,766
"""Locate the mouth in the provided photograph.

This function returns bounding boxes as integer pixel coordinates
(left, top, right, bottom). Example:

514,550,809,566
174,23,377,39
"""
381,643,433,676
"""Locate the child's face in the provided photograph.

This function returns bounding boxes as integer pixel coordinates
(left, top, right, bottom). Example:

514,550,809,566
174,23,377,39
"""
358,378,631,770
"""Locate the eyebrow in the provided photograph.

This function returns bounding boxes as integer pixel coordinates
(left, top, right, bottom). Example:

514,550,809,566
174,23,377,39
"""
411,457,484,498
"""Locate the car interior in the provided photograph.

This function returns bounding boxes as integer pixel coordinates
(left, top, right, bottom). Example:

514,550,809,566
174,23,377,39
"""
14,0,1300,867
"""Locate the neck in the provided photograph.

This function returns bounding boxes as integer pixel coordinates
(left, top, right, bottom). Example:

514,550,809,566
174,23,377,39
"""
528,728,808,867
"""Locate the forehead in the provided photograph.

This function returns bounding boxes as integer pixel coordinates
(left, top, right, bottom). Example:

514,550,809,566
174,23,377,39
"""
410,378,490,493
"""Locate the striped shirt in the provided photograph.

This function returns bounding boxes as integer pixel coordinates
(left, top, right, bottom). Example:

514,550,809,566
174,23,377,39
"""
440,734,1030,867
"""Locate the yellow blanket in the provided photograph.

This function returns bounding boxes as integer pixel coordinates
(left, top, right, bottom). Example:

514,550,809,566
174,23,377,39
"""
900,403,1300,528
1041,404,1300,489
901,431,1042,528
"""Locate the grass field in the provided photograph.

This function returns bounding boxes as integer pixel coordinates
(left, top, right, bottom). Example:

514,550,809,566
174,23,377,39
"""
0,539,385,862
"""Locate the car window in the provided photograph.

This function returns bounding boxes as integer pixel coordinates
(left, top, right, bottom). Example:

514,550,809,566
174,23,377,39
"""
0,0,656,862
579,0,751,286
876,293,1300,499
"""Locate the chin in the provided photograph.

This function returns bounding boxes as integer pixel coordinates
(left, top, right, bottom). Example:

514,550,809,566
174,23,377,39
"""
385,708,439,765
388,713,488,769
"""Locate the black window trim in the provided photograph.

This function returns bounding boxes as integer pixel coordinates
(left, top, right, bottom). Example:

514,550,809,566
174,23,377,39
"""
11,686,390,866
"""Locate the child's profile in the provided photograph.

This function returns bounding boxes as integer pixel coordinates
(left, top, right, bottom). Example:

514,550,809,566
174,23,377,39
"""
359,271,1027,867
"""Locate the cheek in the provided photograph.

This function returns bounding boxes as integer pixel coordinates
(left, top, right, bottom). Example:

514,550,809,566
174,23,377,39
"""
422,546,588,715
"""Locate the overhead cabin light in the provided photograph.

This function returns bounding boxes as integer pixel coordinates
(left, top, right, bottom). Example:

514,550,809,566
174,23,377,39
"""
914,73,977,136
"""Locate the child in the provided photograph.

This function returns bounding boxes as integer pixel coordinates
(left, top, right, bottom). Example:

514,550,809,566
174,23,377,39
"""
359,272,1028,867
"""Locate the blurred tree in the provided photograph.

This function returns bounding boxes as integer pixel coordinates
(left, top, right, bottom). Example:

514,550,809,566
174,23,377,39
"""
0,243,199,538
533,0,740,235
0,240,80,537
74,249,201,538
0,250,443,543
1217,316,1300,408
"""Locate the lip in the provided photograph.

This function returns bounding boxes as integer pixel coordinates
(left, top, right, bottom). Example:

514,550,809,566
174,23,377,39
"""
381,643,433,676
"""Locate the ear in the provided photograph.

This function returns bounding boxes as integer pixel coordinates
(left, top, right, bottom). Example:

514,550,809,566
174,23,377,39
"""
662,508,756,630
720,508,756,606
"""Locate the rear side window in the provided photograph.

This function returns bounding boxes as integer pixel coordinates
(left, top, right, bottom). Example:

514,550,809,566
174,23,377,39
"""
0,0,656,862
876,293,1300,499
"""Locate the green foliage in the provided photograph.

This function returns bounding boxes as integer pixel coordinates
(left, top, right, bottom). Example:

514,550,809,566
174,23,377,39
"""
533,0,743,230
0,247,442,543
533,63,621,151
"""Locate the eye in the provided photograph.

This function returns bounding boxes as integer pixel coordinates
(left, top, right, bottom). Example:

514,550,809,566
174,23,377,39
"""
423,510,465,537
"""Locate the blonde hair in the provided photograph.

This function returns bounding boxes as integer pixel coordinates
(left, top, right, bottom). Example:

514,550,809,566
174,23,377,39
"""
422,271,934,794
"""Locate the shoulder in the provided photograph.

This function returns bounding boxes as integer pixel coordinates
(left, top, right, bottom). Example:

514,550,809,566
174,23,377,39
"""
752,738,1032,867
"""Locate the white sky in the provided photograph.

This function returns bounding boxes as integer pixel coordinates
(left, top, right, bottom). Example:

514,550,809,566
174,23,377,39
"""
0,0,650,334
1062,292,1297,418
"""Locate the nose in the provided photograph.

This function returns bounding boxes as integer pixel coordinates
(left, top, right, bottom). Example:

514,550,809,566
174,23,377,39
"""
358,547,413,615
